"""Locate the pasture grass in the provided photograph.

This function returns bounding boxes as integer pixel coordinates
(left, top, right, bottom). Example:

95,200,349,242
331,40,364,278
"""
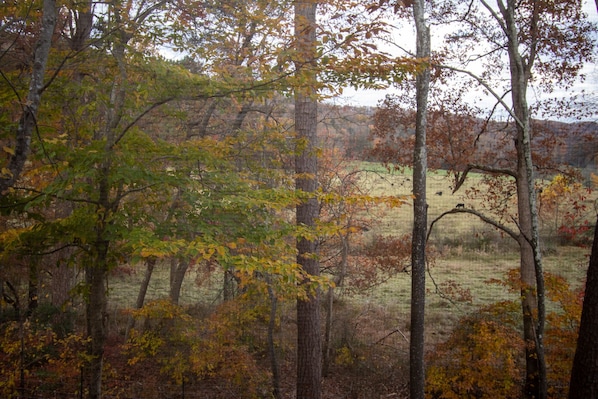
107,162,594,348
108,263,223,310
342,162,594,344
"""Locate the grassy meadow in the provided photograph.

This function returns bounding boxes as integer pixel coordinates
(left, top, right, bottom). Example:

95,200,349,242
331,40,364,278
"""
107,162,594,350
345,163,593,343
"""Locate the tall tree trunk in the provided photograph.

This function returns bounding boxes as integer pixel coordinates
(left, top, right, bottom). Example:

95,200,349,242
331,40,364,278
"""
294,1,321,398
410,1,430,398
85,9,128,395
497,0,547,395
568,216,598,398
0,0,57,196
70,0,93,52
51,1,93,320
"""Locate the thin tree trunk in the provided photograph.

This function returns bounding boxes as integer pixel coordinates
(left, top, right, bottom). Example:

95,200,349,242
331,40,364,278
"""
0,0,57,196
568,217,598,398
322,286,334,378
190,99,218,139
126,257,156,339
294,1,321,398
496,0,547,394
323,231,348,377
266,280,282,399
410,1,430,398
86,9,128,395
169,258,189,305
222,268,236,301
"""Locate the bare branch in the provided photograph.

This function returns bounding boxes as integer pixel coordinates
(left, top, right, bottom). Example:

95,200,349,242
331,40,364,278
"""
453,163,516,194
427,207,519,243
434,63,524,129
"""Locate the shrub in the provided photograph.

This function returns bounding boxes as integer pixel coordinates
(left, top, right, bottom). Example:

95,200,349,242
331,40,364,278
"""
426,301,525,399
0,320,88,398
126,298,269,399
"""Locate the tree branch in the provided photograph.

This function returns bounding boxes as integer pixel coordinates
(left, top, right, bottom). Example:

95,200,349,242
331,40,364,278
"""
427,207,519,243
434,63,524,129
453,163,516,193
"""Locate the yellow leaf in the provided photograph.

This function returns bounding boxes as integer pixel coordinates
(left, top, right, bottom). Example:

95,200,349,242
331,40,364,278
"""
3,146,14,155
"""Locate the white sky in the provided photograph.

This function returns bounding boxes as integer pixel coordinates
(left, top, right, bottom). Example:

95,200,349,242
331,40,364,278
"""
335,0,598,121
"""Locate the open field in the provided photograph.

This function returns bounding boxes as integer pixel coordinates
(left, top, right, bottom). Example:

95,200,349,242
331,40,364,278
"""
108,163,595,343
97,163,596,398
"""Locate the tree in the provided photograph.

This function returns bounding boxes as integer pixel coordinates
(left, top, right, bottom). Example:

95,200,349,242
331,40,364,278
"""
294,1,321,397
372,0,595,396
409,0,430,397
568,216,598,398
0,0,421,396
0,1,208,395
0,0,57,196
445,1,593,394
316,147,409,376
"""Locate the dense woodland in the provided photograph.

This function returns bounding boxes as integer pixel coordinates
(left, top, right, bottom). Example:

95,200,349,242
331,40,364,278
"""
1,0,598,398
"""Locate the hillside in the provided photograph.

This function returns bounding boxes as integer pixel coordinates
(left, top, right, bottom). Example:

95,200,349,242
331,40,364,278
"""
319,103,598,179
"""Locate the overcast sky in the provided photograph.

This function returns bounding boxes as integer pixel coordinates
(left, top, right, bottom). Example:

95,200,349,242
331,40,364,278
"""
335,0,598,122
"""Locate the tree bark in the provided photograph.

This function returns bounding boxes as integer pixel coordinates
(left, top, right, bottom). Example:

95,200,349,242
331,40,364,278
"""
494,0,547,395
86,7,128,396
568,217,598,398
126,257,156,339
86,241,109,399
266,280,282,399
323,231,348,377
294,1,321,398
169,258,189,305
410,1,430,398
0,0,57,196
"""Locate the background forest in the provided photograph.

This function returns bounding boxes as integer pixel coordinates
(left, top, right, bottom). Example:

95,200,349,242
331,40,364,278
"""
1,0,597,398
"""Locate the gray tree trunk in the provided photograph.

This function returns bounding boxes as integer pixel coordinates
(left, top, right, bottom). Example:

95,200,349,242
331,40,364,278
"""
86,10,128,397
266,280,282,399
323,231,348,377
0,0,57,196
410,1,430,398
86,241,109,399
126,257,156,339
496,0,547,395
169,258,189,305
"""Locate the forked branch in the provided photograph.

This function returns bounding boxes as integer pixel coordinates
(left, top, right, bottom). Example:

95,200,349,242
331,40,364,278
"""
427,207,519,243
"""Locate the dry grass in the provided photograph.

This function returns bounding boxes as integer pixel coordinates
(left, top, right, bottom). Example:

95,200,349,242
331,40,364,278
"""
108,262,223,310
102,163,594,398
342,162,594,342
108,162,593,330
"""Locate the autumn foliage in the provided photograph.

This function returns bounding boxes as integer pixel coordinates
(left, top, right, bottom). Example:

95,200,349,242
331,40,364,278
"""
125,298,269,398
0,0,596,397
426,270,585,399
